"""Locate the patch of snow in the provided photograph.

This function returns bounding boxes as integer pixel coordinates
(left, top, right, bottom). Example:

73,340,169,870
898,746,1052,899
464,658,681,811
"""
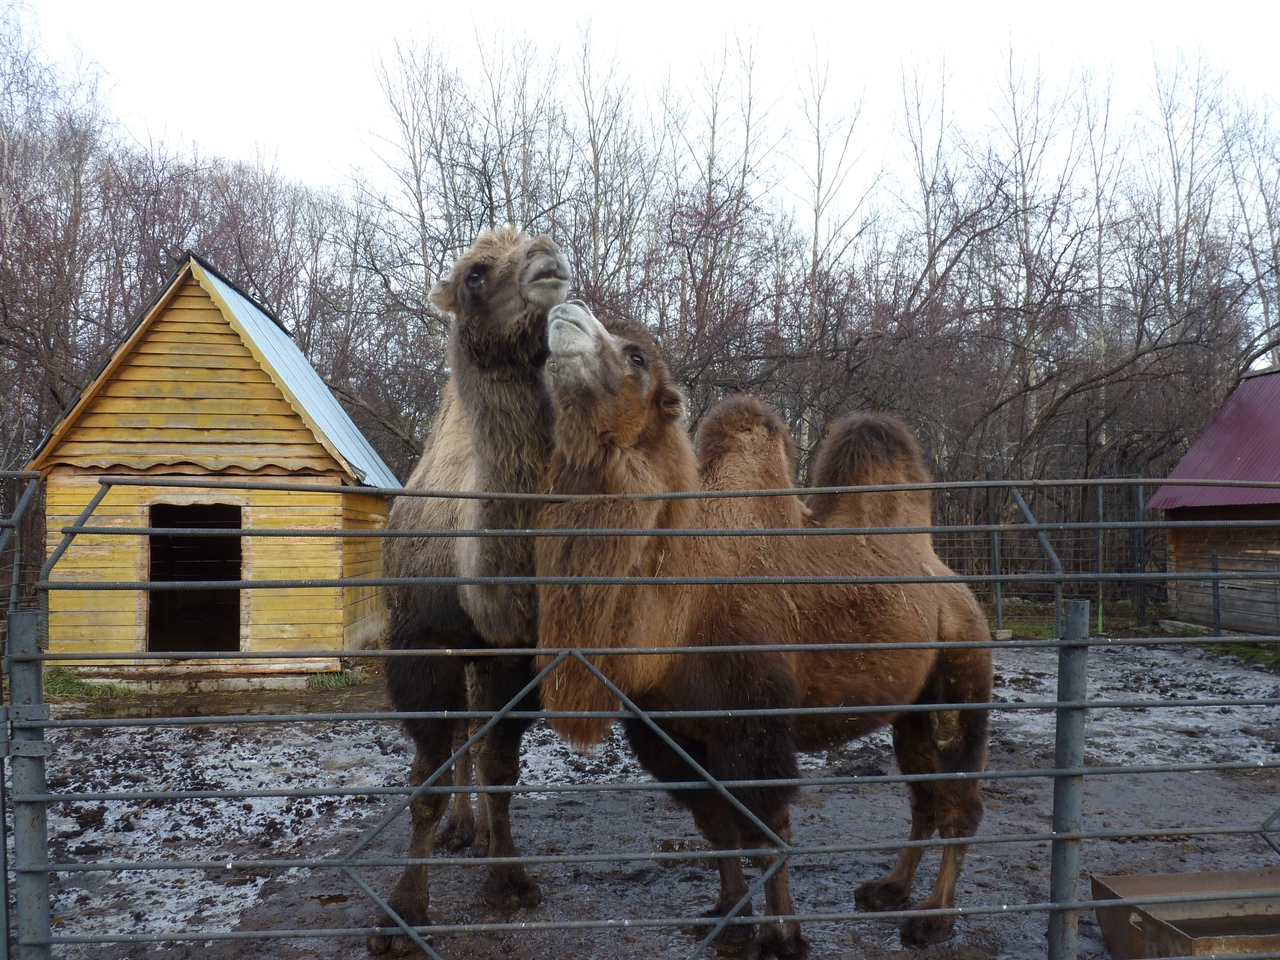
46,720,410,940
992,641,1280,767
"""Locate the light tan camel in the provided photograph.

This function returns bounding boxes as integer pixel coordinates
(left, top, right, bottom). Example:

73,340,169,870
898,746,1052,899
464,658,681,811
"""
371,228,569,955
534,302,991,956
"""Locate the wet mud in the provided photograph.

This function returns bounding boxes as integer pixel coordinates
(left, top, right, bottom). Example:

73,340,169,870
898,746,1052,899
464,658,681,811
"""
42,644,1280,960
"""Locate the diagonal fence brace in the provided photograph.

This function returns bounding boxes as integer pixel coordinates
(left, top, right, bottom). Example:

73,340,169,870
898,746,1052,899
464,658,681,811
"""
564,651,796,956
337,651,571,958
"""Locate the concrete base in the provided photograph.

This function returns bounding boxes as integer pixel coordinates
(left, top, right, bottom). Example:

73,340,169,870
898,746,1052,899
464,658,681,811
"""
88,674,317,695
1158,619,1214,637
57,658,343,694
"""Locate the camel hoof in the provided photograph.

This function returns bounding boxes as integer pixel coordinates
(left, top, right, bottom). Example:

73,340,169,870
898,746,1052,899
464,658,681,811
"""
470,831,491,859
758,925,810,959
699,902,755,941
368,879,431,956
900,914,956,946
367,908,431,957
366,932,423,957
481,868,542,911
854,878,911,912
434,819,475,853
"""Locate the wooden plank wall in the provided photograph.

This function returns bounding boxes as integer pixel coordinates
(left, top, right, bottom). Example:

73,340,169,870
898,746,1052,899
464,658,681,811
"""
1169,550,1280,635
53,277,342,475
341,492,389,649
1168,512,1280,635
244,487,344,650
44,475,366,661
44,472,146,656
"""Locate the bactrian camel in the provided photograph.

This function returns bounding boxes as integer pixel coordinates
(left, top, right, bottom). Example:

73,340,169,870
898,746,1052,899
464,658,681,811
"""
535,301,991,956
372,228,570,954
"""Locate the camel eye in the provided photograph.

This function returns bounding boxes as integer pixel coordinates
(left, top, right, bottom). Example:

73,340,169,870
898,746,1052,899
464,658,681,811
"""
626,348,647,369
465,267,486,289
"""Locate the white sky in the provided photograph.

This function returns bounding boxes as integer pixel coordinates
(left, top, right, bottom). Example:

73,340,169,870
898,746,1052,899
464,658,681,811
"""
29,0,1280,190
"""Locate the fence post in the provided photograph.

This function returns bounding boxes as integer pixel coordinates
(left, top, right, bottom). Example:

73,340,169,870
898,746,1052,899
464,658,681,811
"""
987,475,1004,631
1211,550,1221,637
1048,599,1090,960
6,612,51,960
1096,485,1104,634
1130,484,1147,626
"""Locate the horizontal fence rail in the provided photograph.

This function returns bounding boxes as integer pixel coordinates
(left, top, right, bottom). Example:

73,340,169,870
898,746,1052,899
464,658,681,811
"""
3,474,1280,960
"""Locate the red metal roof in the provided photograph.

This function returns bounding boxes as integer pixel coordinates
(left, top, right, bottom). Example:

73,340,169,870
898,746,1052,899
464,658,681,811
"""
1148,366,1280,510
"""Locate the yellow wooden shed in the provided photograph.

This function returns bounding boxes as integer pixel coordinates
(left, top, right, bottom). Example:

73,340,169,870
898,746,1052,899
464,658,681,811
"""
25,253,397,681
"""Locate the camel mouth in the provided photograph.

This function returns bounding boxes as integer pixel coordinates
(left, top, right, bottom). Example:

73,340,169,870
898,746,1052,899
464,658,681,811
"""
547,301,601,364
523,252,572,310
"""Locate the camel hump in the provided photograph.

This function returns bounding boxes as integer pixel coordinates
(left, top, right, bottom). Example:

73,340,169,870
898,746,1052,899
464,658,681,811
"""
694,394,799,483
808,411,933,528
811,411,931,489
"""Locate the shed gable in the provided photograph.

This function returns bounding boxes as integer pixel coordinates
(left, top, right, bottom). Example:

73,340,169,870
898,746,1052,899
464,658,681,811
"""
45,276,344,475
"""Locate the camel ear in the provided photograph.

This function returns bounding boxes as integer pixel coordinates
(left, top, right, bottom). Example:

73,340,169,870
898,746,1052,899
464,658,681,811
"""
429,280,456,314
658,385,684,423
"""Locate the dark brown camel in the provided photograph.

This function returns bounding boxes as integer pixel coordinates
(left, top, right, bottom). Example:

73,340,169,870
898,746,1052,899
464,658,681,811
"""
534,302,991,956
372,228,570,954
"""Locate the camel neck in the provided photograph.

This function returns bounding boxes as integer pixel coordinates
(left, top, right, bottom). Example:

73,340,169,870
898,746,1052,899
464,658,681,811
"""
452,349,553,497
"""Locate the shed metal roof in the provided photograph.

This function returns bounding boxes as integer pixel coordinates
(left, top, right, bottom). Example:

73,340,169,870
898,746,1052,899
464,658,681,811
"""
1148,366,1280,510
190,257,399,488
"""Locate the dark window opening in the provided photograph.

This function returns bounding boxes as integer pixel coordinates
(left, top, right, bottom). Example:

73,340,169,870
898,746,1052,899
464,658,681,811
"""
148,503,242,654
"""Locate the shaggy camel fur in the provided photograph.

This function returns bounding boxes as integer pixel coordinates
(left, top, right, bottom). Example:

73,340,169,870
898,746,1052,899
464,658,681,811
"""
372,228,570,953
535,302,991,955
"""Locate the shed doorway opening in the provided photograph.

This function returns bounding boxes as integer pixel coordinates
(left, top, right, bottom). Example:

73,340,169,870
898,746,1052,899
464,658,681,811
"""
148,503,242,653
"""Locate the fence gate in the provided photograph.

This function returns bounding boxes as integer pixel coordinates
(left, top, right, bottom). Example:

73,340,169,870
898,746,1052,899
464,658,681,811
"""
3,472,1280,959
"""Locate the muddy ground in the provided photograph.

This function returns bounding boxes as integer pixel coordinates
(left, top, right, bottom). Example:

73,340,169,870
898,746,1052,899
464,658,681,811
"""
40,640,1280,960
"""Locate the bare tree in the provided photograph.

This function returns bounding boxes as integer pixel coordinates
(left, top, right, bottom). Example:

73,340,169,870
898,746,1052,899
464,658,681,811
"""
1220,94,1280,368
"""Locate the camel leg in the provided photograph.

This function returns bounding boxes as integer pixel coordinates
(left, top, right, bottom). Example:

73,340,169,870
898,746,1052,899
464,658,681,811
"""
369,650,468,956
435,666,488,854
688,803,754,935
623,720,755,941
748,809,809,959
855,712,938,914
899,651,991,946
469,723,492,858
368,722,459,955
625,713,808,957
688,798,810,958
467,664,493,856
474,656,542,911
435,726,476,853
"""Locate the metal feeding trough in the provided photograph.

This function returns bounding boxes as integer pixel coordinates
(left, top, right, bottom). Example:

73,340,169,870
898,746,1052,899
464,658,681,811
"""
1092,867,1280,958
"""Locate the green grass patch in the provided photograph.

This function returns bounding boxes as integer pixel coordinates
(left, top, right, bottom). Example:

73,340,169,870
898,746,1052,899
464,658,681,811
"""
1204,642,1280,669
306,668,365,691
42,666,139,700
999,616,1057,640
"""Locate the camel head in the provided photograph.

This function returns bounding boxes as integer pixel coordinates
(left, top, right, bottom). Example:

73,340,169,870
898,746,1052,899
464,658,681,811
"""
545,301,684,470
431,227,571,368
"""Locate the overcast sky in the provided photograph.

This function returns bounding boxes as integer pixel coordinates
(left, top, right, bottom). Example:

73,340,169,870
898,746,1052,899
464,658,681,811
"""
29,0,1280,189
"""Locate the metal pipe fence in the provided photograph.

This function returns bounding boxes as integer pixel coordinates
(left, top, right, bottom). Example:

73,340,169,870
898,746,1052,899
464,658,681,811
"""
3,474,1280,959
